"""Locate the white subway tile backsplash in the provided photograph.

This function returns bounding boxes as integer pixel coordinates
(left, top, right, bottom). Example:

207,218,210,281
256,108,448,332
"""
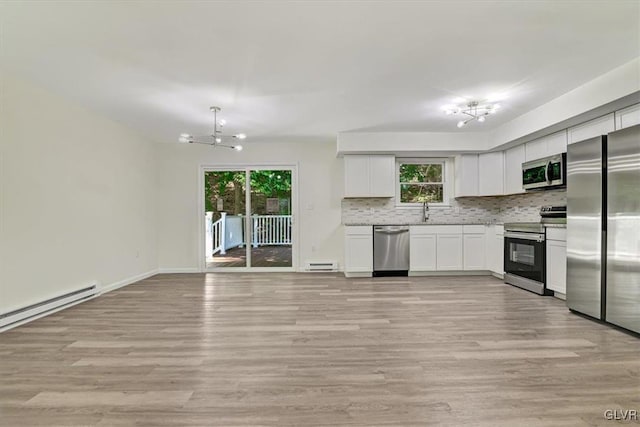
342,189,566,224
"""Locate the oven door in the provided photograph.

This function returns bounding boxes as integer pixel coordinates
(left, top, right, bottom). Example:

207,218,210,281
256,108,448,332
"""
504,233,545,284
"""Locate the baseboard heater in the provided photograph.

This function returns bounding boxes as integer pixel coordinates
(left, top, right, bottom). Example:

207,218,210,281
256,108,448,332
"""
304,261,338,272
0,284,98,331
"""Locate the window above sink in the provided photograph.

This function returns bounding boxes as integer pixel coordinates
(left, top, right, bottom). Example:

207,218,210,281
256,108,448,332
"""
396,158,453,207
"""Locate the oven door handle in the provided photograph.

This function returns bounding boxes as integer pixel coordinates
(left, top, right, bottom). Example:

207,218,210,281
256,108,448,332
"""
504,232,545,242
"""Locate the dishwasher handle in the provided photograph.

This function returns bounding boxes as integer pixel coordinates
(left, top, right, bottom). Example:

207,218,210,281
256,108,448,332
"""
374,227,409,234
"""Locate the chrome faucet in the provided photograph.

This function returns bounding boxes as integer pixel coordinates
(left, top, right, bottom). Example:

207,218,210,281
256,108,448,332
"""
422,200,429,222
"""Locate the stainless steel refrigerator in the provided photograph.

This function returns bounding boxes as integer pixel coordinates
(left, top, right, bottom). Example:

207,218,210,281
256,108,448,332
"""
567,124,640,334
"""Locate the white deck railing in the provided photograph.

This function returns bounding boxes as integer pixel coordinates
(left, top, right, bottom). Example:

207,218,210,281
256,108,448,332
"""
212,215,225,255
252,215,292,247
206,212,292,258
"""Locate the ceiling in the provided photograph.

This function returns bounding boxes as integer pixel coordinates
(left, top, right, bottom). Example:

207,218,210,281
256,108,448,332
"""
2,1,638,144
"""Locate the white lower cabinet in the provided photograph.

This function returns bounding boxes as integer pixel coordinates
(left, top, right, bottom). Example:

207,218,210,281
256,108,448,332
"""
494,235,504,274
409,225,493,272
463,234,486,270
347,224,504,275
436,234,463,270
485,225,504,275
344,226,373,275
409,233,437,271
546,231,567,295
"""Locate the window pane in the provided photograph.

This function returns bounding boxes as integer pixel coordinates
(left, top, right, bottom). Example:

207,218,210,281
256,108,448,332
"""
399,164,442,183
400,184,443,203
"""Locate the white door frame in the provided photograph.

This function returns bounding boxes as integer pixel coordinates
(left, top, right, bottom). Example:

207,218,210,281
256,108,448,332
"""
198,163,299,273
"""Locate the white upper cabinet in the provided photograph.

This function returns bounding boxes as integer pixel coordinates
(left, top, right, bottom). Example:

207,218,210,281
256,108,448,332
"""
368,155,396,197
478,152,504,196
504,144,525,195
344,155,395,198
524,138,547,161
454,154,479,197
524,130,567,162
568,113,615,144
344,156,370,197
546,131,568,156
615,103,640,130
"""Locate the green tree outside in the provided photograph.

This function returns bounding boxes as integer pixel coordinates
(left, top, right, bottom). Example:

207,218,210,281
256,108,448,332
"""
399,163,443,203
205,170,291,214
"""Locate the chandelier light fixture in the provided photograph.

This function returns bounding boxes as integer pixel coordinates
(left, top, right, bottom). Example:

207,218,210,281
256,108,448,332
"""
442,101,501,128
178,106,246,151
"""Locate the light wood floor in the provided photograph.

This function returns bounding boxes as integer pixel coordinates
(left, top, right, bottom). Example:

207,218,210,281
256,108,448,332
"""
1,274,639,426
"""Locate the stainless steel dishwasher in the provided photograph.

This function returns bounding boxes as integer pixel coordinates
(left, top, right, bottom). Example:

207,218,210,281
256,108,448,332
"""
373,225,410,277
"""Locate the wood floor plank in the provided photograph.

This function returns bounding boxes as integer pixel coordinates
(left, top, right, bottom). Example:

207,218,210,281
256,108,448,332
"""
25,391,193,407
1,272,639,426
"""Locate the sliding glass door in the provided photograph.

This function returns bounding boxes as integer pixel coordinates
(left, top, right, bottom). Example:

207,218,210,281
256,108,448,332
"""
204,169,248,269
203,166,294,271
249,169,292,268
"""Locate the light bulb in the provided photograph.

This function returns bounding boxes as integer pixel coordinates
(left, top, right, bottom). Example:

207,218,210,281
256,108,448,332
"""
215,137,222,143
457,120,465,128
234,133,247,140
478,116,486,123
234,145,243,151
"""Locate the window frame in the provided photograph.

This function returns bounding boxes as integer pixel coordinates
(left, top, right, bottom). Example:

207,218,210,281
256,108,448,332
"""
395,158,452,208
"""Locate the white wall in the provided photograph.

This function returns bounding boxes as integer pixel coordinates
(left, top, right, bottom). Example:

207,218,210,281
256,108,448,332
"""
156,141,343,271
0,74,158,313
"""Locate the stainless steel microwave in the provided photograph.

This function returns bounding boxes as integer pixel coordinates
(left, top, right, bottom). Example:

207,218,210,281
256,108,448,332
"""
522,153,566,191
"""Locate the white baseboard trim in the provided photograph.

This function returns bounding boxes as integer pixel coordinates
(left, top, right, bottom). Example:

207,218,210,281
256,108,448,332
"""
409,270,492,277
100,269,159,295
553,292,566,301
1,269,159,333
0,294,98,333
344,272,373,278
157,267,200,274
